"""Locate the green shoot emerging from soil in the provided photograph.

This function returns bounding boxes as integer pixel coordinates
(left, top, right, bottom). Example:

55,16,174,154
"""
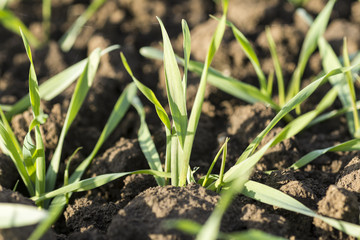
141,0,336,120
0,29,165,237
121,0,229,187
125,1,360,239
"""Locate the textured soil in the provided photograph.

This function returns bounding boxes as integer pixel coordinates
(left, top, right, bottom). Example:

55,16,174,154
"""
1,0,360,239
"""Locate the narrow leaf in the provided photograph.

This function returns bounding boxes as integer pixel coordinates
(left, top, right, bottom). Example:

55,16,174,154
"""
202,138,229,187
22,132,36,181
139,47,281,112
0,203,47,228
0,10,40,48
230,22,267,93
343,37,360,136
318,37,355,135
20,28,41,117
266,26,285,106
132,96,165,186
196,161,250,240
69,82,137,183
46,48,101,193
59,0,106,52
30,83,137,237
182,19,191,95
35,170,170,203
29,195,66,240
0,107,21,156
237,67,350,163
0,122,34,196
179,0,228,186
221,83,338,187
5,45,120,119
158,17,188,148
290,139,360,170
121,52,171,131
286,0,335,103
243,181,360,238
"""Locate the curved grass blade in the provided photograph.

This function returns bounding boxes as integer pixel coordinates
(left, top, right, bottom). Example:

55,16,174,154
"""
158,17,187,148
34,170,170,203
166,220,285,240
343,38,360,136
290,139,360,170
139,47,281,112
132,96,165,186
229,21,267,93
69,82,137,183
0,9,41,48
220,84,338,187
196,164,251,240
0,107,21,156
0,104,11,112
22,132,36,181
318,37,356,136
266,26,285,106
46,48,101,193
0,203,48,228
182,19,191,96
21,29,47,202
20,28,40,117
237,66,351,163
0,122,34,196
202,138,229,188
121,52,171,131
30,83,137,239
243,181,360,238
286,0,335,105
59,0,106,52
5,45,120,119
28,195,66,240
179,0,228,186
308,100,360,128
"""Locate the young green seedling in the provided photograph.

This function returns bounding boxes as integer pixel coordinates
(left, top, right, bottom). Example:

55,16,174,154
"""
0,31,141,238
121,0,228,187
141,0,335,120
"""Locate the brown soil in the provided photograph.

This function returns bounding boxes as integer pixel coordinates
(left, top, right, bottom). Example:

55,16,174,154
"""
1,0,360,239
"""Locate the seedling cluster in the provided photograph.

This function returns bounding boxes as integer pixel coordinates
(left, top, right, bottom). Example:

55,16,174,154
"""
1,0,360,239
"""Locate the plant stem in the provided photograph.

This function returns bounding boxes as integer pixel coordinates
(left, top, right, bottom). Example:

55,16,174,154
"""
35,126,45,208
171,132,179,186
165,127,172,185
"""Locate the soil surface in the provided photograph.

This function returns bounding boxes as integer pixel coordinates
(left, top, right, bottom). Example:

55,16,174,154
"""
1,0,360,239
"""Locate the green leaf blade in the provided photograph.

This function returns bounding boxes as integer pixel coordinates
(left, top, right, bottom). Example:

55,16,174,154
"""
0,203,48,228
36,170,170,203
0,10,40,48
286,0,335,102
132,96,165,186
179,0,228,186
46,48,101,193
230,23,267,93
120,52,172,131
243,181,360,238
158,17,188,148
0,122,34,196
20,29,41,117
